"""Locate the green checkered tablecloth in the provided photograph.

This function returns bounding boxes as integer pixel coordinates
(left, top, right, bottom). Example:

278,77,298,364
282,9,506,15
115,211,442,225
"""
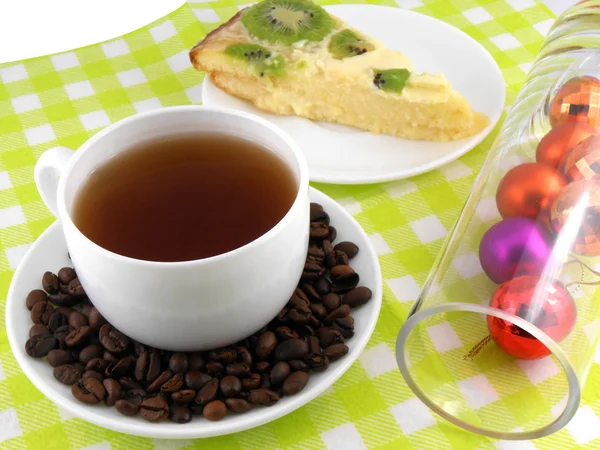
1,0,596,449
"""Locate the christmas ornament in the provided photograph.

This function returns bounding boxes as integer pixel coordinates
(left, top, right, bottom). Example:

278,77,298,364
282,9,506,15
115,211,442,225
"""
479,218,554,284
487,275,576,360
536,120,596,170
563,134,600,181
550,179,600,256
496,163,567,220
549,76,600,129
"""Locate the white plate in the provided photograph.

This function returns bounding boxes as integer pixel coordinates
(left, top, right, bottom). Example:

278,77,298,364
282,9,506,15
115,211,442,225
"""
5,187,382,439
202,4,506,184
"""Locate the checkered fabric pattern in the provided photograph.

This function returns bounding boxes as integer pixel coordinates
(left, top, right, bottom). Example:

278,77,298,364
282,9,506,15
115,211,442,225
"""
1,0,597,449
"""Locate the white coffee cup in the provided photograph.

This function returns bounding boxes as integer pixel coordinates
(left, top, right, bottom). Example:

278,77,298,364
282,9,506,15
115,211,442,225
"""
34,106,309,351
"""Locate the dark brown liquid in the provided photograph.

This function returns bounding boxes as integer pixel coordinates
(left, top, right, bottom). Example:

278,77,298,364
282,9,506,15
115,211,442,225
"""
72,133,298,262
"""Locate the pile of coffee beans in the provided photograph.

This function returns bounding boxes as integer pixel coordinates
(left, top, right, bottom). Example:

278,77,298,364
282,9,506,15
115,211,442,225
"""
23,203,373,423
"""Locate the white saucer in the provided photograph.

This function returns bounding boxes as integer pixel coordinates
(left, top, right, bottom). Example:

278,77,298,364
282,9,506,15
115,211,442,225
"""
202,4,506,185
5,187,382,439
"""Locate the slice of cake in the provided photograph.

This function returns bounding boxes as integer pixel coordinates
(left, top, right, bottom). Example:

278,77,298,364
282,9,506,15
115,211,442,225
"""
189,0,489,141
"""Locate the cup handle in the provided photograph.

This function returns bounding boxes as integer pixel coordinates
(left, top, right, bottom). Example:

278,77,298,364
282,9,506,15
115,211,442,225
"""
34,146,75,217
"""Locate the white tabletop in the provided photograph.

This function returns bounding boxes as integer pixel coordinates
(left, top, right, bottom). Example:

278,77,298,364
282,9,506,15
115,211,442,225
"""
0,0,574,65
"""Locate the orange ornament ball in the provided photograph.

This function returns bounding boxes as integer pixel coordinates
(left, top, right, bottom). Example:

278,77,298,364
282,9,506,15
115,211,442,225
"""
548,76,600,130
536,120,597,170
496,163,567,220
563,135,600,181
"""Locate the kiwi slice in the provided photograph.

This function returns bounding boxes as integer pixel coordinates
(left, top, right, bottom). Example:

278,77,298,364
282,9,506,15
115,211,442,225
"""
373,69,410,94
328,29,374,59
225,43,286,77
241,0,334,46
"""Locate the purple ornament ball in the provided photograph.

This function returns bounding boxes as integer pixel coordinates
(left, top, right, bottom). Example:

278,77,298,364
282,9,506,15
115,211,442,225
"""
479,217,554,284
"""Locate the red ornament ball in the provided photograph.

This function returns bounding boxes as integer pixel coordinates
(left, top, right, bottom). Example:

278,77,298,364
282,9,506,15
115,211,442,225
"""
563,134,600,181
496,163,567,220
487,275,576,360
536,120,597,170
549,76,600,130
549,178,600,256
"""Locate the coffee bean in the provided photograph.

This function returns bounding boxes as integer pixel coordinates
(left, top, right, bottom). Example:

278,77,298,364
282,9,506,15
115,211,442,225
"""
116,377,140,391
282,371,309,396
25,333,57,357
309,304,327,320
80,303,93,318
316,327,344,348
168,353,188,374
323,344,349,362
72,377,105,404
313,278,331,296
241,373,261,391
134,350,149,382
67,278,86,298
300,283,321,303
29,323,49,338
237,346,253,365
88,307,106,330
255,331,277,360
220,375,242,397
259,373,271,389
99,324,128,353
48,349,77,367
65,311,85,330
55,306,75,318
208,347,237,364
310,203,329,224
226,363,251,378
161,373,184,393
185,370,212,390
322,238,334,255
203,400,227,421
196,378,219,405
58,267,77,285
334,250,349,266
140,396,169,422
42,272,59,294
288,306,311,324
302,262,325,281
274,339,309,361
225,398,252,414
328,226,337,243
146,369,172,393
188,352,205,371
322,293,341,312
275,326,300,341
289,289,310,309
343,286,372,308
270,362,290,385
330,265,359,293
86,358,110,374
26,289,47,310
333,241,358,258
275,307,289,324
206,361,224,378
289,359,310,372
169,405,192,424
294,324,315,338
53,363,85,385
332,316,354,339
310,222,329,240
79,344,103,364
306,336,321,356
124,388,146,406
308,354,329,372
84,370,104,382
324,305,351,325
306,247,325,266
31,301,54,325
48,293,78,307
106,356,135,378
171,389,196,404
65,326,92,348
248,389,280,406
115,399,139,416
53,325,72,348
103,351,118,362
254,361,270,373
103,378,122,406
